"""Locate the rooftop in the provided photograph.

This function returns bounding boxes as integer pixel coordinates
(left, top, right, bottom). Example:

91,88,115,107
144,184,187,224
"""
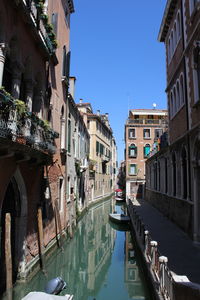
158,0,177,42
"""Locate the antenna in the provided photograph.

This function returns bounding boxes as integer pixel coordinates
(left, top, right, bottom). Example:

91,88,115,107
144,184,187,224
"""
153,103,157,109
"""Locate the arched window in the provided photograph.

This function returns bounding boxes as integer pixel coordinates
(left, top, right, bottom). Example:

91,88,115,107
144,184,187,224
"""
144,144,150,158
174,22,177,47
176,80,180,109
173,86,177,114
193,42,200,104
180,74,185,105
171,31,174,55
170,91,174,118
129,144,137,158
172,153,177,196
177,12,181,40
168,38,171,62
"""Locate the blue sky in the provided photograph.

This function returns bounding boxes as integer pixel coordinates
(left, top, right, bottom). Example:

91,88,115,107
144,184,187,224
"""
70,1,167,162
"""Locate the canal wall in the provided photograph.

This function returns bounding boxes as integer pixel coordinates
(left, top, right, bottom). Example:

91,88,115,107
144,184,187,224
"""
19,193,114,283
127,199,200,300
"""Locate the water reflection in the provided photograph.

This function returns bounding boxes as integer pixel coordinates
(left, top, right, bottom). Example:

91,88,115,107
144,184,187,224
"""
5,199,150,300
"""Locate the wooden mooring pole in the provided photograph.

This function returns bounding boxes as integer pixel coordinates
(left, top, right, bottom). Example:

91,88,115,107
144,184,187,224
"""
5,213,13,300
37,207,46,271
55,200,63,250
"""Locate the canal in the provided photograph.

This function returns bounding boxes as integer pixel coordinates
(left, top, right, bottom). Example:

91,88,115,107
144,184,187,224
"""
4,198,152,300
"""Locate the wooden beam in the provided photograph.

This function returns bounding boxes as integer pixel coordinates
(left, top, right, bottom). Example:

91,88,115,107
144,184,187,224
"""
5,213,13,291
37,207,46,271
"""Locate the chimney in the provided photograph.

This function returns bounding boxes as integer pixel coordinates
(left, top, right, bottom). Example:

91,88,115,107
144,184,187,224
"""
80,98,83,104
97,110,100,116
69,77,76,99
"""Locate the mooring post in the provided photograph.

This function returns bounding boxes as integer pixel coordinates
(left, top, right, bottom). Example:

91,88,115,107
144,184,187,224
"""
37,207,46,271
144,230,149,255
55,200,63,249
150,241,158,271
159,256,168,295
5,213,12,291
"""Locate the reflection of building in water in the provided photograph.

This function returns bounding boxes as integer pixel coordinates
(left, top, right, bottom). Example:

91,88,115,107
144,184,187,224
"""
87,200,115,293
125,232,145,299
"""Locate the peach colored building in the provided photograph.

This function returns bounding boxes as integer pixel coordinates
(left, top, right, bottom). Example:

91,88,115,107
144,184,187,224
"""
77,101,117,202
125,109,168,200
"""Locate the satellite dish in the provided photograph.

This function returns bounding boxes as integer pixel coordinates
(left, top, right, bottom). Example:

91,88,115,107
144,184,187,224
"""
153,103,157,109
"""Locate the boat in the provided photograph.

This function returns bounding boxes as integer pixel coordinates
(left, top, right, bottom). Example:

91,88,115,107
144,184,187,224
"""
22,292,73,300
115,188,125,202
109,220,130,231
115,196,125,202
109,213,130,224
22,277,74,300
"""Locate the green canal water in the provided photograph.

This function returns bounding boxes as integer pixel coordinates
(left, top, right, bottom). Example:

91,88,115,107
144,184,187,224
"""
4,198,152,300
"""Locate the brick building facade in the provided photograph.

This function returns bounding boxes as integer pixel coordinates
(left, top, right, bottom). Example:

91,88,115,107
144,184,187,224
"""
0,0,74,293
125,109,168,200
145,0,200,240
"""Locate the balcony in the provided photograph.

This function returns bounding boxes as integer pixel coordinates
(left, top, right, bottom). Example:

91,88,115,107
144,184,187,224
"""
0,88,59,164
17,0,58,60
127,118,168,126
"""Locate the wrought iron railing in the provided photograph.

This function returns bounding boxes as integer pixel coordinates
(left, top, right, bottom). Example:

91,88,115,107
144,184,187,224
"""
20,0,57,54
0,89,58,155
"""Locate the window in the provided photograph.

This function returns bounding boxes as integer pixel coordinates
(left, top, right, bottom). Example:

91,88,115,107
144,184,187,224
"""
170,92,174,119
190,0,200,14
177,12,181,40
144,144,150,158
173,86,177,114
68,119,71,153
180,74,185,105
155,129,163,139
128,128,135,138
62,46,70,78
58,177,64,211
128,144,137,158
143,129,150,139
193,42,200,104
51,13,58,36
65,8,70,26
176,80,180,109
129,164,137,175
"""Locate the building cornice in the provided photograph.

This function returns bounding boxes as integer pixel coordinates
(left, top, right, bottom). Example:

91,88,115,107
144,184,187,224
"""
158,0,177,42
68,0,75,13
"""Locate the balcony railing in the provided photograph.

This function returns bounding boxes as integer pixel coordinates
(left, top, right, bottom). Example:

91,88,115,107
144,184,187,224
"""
0,88,58,155
127,119,168,126
19,0,57,56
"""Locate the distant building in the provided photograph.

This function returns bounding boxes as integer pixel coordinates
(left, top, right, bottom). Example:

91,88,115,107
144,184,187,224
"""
125,109,168,200
145,0,200,240
66,77,90,230
77,101,117,201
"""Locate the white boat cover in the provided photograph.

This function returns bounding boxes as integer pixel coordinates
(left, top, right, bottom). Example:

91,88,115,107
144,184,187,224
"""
21,292,74,300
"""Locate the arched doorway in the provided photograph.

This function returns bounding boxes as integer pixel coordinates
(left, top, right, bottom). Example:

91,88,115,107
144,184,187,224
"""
0,170,27,293
193,141,200,241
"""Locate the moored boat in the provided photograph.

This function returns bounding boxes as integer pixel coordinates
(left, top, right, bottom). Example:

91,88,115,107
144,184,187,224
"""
115,196,125,202
109,213,130,224
22,292,73,299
